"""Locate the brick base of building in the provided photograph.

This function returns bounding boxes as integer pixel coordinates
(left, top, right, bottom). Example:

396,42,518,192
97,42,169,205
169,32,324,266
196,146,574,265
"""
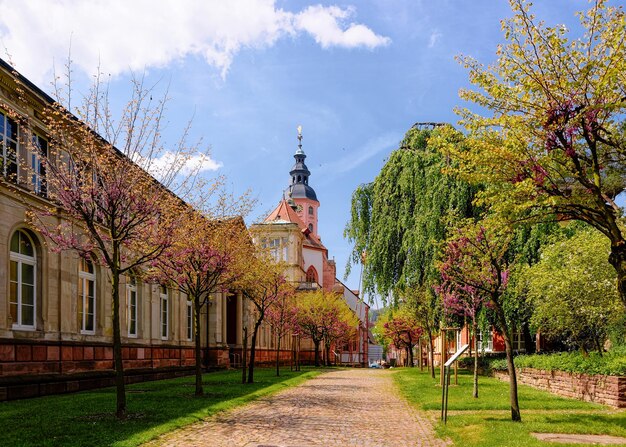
493,367,626,408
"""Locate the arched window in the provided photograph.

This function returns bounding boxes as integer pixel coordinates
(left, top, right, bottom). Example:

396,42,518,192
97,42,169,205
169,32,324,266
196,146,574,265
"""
9,230,36,329
306,266,318,284
308,223,313,233
127,275,138,337
297,175,301,182
79,258,96,334
308,206,314,216
160,285,169,340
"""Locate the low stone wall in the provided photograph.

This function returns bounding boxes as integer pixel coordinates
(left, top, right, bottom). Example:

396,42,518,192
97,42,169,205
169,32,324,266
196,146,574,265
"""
493,368,626,407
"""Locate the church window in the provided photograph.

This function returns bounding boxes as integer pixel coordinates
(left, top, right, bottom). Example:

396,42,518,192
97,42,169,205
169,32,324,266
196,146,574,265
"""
306,266,318,284
308,206,313,216
297,175,301,182
308,223,313,233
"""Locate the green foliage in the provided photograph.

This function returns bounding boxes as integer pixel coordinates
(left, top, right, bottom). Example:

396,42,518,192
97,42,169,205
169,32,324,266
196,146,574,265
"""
490,349,626,376
519,226,622,353
344,126,476,303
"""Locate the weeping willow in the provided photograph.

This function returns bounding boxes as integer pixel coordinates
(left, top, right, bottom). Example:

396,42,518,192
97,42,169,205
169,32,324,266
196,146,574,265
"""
344,126,477,303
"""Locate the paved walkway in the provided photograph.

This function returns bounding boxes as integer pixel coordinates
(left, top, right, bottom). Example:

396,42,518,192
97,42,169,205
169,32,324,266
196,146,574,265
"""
146,369,450,447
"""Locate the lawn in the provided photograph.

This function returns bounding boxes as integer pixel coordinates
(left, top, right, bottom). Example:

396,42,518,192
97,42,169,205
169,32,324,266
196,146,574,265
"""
393,368,626,447
0,368,321,447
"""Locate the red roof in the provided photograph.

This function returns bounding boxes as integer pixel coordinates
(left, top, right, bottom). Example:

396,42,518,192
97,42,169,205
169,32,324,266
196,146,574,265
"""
265,200,326,250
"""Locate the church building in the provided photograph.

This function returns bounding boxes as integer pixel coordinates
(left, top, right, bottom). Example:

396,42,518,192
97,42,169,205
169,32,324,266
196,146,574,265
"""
253,128,369,366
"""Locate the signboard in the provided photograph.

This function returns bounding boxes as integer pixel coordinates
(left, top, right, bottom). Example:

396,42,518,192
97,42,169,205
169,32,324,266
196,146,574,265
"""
444,344,469,367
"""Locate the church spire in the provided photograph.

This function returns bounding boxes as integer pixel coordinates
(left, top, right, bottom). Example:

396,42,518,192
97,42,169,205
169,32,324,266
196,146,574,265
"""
287,125,317,201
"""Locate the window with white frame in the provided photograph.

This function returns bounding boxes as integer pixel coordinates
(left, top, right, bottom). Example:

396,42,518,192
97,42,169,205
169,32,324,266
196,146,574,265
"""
9,230,36,330
186,300,193,341
30,133,47,197
79,258,96,334
160,285,168,340
0,110,19,182
477,330,493,352
127,276,138,337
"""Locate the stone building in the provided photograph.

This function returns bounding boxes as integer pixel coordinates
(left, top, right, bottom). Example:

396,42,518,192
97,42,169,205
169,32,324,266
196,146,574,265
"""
0,58,255,400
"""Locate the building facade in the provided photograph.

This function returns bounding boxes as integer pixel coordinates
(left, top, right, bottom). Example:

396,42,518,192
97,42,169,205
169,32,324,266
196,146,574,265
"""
252,132,370,366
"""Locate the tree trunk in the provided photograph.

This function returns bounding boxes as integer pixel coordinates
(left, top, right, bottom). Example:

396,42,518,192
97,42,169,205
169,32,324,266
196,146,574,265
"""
247,319,262,383
418,339,423,371
275,334,281,376
242,326,247,384
193,298,203,396
609,242,626,310
325,342,331,367
522,321,535,354
408,343,414,368
472,318,479,399
111,270,126,418
313,339,321,367
428,332,435,379
494,301,521,422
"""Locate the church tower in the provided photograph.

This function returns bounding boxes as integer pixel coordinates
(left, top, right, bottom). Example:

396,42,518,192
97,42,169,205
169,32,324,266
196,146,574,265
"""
285,126,320,237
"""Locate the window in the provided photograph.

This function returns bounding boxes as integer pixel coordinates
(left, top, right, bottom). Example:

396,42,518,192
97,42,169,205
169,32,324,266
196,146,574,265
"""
9,230,36,330
512,331,526,351
160,285,168,340
31,133,47,197
477,331,493,352
79,258,96,334
306,266,318,284
127,276,138,337
0,110,19,182
308,223,313,233
308,206,314,216
186,300,193,341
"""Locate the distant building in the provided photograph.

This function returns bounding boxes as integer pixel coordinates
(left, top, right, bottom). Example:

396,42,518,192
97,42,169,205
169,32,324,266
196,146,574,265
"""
252,131,369,366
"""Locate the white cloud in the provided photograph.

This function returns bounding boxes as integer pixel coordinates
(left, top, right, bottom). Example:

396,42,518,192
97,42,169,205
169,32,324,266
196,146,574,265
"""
296,5,391,49
428,30,442,48
0,0,390,84
135,151,223,179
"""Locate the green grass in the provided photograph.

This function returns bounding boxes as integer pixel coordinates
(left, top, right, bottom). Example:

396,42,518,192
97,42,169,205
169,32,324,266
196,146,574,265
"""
0,368,322,447
394,368,626,447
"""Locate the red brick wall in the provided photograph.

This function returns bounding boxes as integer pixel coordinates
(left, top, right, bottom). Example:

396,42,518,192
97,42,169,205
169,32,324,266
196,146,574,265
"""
0,340,196,377
493,368,626,408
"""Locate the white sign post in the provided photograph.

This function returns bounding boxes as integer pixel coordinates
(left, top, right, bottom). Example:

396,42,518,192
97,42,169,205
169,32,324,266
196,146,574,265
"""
441,343,469,423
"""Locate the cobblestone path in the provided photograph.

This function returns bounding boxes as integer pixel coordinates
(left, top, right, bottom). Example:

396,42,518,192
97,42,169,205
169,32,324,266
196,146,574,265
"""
146,369,451,447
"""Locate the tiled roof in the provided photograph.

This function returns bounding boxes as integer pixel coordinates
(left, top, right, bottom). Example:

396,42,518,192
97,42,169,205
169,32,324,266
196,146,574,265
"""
265,199,326,250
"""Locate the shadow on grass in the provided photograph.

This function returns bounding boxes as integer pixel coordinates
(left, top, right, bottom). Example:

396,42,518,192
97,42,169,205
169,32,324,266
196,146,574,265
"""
0,367,321,447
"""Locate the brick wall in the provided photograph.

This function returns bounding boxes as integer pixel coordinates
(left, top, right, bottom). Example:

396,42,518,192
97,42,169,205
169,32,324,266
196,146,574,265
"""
493,368,626,408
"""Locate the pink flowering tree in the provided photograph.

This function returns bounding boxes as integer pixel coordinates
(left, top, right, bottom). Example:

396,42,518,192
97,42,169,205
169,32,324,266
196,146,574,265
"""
24,69,214,418
438,271,487,398
150,214,249,396
381,315,423,367
30,126,184,419
265,289,298,376
438,220,519,420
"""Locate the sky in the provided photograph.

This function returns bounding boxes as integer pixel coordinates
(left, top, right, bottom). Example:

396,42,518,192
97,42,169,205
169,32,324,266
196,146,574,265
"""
1,0,622,300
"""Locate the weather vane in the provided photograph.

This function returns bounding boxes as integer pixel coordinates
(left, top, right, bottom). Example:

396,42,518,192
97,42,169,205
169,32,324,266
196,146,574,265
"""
297,125,303,150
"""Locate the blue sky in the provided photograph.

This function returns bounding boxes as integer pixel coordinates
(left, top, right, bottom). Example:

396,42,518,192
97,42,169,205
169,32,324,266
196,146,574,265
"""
1,0,621,299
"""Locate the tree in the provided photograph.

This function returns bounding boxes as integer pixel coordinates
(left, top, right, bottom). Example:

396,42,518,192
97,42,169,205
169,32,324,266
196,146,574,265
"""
522,226,622,354
344,127,477,301
24,68,212,418
238,257,289,383
439,220,521,421
399,286,441,378
378,311,422,367
265,287,298,376
438,254,488,398
444,0,626,307
150,213,249,396
295,290,357,367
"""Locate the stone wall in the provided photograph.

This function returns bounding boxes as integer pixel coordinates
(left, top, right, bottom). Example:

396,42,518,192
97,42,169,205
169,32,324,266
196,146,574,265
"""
493,368,626,407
